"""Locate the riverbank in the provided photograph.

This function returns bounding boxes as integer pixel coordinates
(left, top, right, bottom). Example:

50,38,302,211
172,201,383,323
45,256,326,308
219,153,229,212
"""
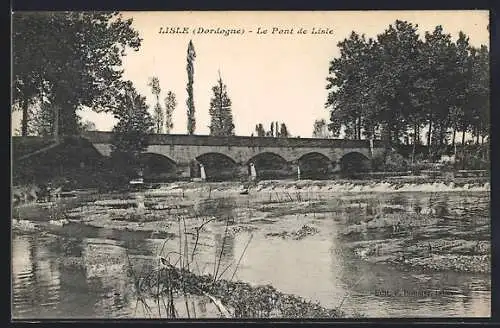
131,262,346,318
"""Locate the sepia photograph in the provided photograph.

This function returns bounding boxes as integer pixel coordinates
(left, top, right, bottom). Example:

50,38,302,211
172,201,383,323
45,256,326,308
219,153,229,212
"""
11,10,490,319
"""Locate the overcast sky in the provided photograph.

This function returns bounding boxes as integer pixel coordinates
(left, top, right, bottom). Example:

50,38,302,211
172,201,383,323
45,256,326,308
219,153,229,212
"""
12,11,489,137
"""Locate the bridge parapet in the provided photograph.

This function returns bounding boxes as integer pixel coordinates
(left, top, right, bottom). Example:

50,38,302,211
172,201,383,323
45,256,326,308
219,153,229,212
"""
82,131,386,149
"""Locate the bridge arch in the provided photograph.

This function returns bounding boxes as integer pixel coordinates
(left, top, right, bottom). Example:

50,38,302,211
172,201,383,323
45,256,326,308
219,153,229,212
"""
339,151,371,176
139,153,177,182
194,152,238,181
298,152,333,180
246,152,291,180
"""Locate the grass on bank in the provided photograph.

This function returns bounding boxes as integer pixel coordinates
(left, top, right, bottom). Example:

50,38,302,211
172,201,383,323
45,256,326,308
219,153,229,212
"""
123,207,350,319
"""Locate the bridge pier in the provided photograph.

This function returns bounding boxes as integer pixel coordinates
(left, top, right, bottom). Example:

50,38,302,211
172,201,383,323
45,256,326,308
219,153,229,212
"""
177,163,192,179
331,161,341,173
236,164,249,181
290,161,300,180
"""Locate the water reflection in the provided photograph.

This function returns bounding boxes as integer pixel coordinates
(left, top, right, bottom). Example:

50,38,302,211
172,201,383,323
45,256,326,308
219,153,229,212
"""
337,256,490,317
334,193,490,317
12,235,61,318
210,231,235,280
12,190,490,318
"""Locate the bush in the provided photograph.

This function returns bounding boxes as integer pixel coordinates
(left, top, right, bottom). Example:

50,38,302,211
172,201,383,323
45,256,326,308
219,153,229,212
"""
372,150,409,172
455,154,489,171
110,151,142,177
371,155,385,172
386,152,409,172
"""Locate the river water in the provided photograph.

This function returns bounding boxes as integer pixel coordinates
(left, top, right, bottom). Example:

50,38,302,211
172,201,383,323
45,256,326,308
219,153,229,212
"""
11,185,490,318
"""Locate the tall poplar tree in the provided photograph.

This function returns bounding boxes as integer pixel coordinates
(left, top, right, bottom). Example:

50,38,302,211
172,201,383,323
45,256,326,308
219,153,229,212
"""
186,40,196,134
208,73,235,136
164,91,177,134
148,76,163,133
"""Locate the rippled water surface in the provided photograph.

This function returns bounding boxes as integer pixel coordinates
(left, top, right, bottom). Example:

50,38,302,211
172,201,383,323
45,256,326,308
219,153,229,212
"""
12,186,490,318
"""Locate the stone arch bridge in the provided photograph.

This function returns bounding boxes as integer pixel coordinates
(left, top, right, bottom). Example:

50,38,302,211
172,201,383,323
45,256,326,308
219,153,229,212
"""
84,131,387,181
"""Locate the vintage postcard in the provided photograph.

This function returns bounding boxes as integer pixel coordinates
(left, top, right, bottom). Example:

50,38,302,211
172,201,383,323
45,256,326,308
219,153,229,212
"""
11,10,490,319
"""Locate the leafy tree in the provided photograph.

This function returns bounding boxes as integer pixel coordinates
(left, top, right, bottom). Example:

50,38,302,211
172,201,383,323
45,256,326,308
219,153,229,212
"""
312,119,330,138
12,12,142,136
23,89,96,137
28,98,53,136
373,20,422,144
79,120,97,132
148,76,163,133
328,120,342,138
469,45,489,145
255,123,265,137
186,40,196,134
448,31,472,148
326,32,379,140
152,103,163,134
13,81,39,136
209,73,235,136
279,123,289,138
164,91,177,134
325,19,489,164
419,26,457,156
268,122,275,137
12,14,51,136
111,82,154,163
255,121,289,137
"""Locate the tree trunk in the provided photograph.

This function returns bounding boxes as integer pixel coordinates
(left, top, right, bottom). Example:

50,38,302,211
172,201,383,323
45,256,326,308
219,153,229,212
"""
53,104,60,142
393,127,399,145
416,125,420,145
427,119,432,146
358,120,361,139
357,117,362,140
57,100,78,136
454,140,457,160
461,129,466,170
356,118,359,140
21,98,29,136
381,123,391,145
353,120,357,140
481,135,485,159
452,129,456,147
427,118,432,159
411,124,417,165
